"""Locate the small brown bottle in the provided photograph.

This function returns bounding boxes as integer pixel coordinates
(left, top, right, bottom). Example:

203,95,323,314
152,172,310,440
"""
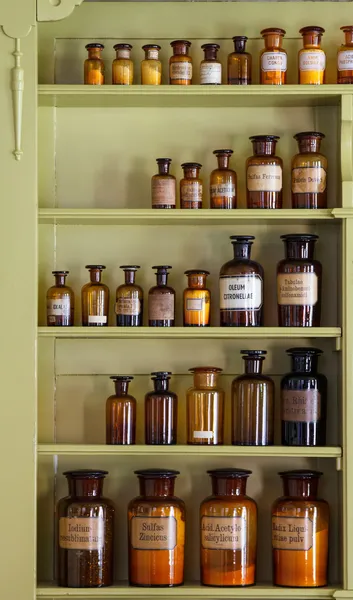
291,132,327,209
82,265,110,327
141,44,162,85
106,376,136,445
210,149,237,209
228,36,252,85
145,372,178,444
187,367,224,445
246,135,282,209
47,271,75,327
148,266,175,327
183,270,210,327
299,27,326,85
84,43,105,85
112,43,133,85
338,26,353,83
151,158,176,209
116,265,143,327
180,163,203,209
200,43,222,85
170,40,192,85
260,29,287,85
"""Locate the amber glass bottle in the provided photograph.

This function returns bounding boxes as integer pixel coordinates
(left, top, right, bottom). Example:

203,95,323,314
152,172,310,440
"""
210,150,237,209
338,26,353,83
291,132,327,209
106,376,136,445
148,266,175,327
200,44,222,85
228,37,252,85
47,271,75,326
272,470,329,587
277,234,322,327
57,470,114,588
183,270,210,327
112,44,133,85
128,469,185,587
187,367,224,445
220,236,264,327
180,163,203,209
246,135,282,209
151,158,176,209
170,40,192,85
200,469,257,587
299,27,326,85
260,29,287,85
82,265,110,327
281,348,327,446
232,350,274,446
145,372,178,444
141,44,162,85
84,43,105,85
116,265,143,327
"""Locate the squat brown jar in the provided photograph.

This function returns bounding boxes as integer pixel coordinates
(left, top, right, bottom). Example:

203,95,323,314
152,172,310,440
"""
246,135,282,209
170,40,192,85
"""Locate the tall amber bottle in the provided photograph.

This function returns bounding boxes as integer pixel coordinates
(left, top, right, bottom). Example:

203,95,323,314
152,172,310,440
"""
183,270,210,327
272,470,329,587
338,26,353,83
128,469,185,586
200,469,257,587
228,37,252,85
116,266,143,327
210,150,237,209
246,135,282,209
180,163,203,209
170,40,192,85
200,44,222,85
47,271,75,327
148,266,175,327
82,265,110,327
291,132,327,209
84,43,105,85
145,372,178,444
187,367,224,445
232,350,274,446
151,158,176,209
141,44,162,85
112,44,133,85
260,29,287,85
299,27,326,85
106,376,136,445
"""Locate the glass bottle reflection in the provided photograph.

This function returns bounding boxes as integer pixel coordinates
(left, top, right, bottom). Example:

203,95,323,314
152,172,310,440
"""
187,367,224,445
82,265,109,327
145,371,178,444
115,265,143,327
106,376,136,445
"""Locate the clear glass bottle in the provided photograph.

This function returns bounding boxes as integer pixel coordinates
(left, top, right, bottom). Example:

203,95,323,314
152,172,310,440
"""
228,36,252,85
169,40,192,85
82,265,110,327
291,132,327,209
187,367,224,445
84,43,105,85
180,162,203,209
47,270,75,327
151,158,176,209
106,376,136,445
115,265,143,327
281,348,327,446
200,469,257,587
148,266,175,327
141,44,162,85
277,234,322,327
246,135,282,209
112,43,133,85
145,372,178,444
272,470,329,587
260,29,287,85
299,27,326,85
338,26,353,84
232,350,274,446
57,470,115,588
128,469,185,587
210,150,237,209
220,236,264,327
183,270,211,327
200,43,222,85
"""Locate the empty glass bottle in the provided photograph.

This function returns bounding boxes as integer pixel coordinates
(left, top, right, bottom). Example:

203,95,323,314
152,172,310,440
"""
228,36,252,85
187,367,224,445
201,469,257,587
116,266,143,327
180,163,203,209
299,27,326,85
84,43,105,85
148,266,175,327
112,43,133,85
183,270,211,327
141,44,162,85
260,29,287,85
145,372,178,444
82,265,109,327
170,40,192,85
210,150,237,209
338,26,353,83
200,43,222,85
151,158,176,209
291,132,327,209
47,270,75,327
246,135,282,209
106,376,136,445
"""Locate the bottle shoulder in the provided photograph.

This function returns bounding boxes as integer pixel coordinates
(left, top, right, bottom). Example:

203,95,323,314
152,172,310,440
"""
58,496,115,510
128,495,185,510
281,372,328,386
145,390,178,400
116,283,143,295
82,281,110,292
273,495,328,509
201,493,257,507
277,258,322,269
149,285,175,295
106,393,136,404
233,373,274,385
247,155,283,166
47,286,73,297
220,258,264,275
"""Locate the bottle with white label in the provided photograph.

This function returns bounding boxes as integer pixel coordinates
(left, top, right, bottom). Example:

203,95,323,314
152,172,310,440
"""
272,470,329,587
169,40,192,85
116,265,143,327
82,265,110,327
228,36,252,85
112,43,133,85
281,348,327,446
187,367,224,445
57,469,115,587
260,28,287,85
298,27,326,85
210,149,237,209
141,44,162,85
180,162,203,209
128,469,185,586
219,235,264,327
183,269,210,326
338,26,353,84
145,371,178,444
200,469,257,586
246,135,282,209
200,43,222,85
277,234,322,327
291,132,327,209
46,270,75,327
151,158,176,209
148,265,175,327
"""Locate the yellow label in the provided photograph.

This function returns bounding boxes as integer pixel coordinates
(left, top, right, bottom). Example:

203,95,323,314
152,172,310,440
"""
292,167,326,194
272,516,313,551
59,517,105,550
277,273,318,306
201,516,246,550
131,516,177,550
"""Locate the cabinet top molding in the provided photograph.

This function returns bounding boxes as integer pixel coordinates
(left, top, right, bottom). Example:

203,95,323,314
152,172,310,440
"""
37,0,84,23
0,0,35,39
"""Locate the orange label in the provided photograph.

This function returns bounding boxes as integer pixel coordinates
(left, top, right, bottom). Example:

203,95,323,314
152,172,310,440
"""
152,179,176,207
272,516,313,551
149,295,174,320
292,167,326,194
277,273,318,306
247,165,282,192
131,516,177,550
59,517,104,550
282,390,321,422
201,516,246,550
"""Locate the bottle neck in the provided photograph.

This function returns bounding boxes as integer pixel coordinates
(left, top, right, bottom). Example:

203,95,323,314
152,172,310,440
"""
244,357,263,375
291,355,318,373
68,478,103,497
264,34,283,49
252,140,276,155
217,155,230,169
212,477,247,496
187,274,206,289
302,33,321,49
139,477,175,497
283,478,319,498
173,44,188,56
114,381,129,395
145,48,159,60
88,49,102,59
232,242,252,260
204,49,217,61
55,275,66,286
233,40,246,53
193,372,218,389
158,162,170,175
156,272,168,286
89,269,102,283
344,31,353,45
297,138,321,153
153,379,169,392
183,167,199,179
284,240,315,260
124,271,136,285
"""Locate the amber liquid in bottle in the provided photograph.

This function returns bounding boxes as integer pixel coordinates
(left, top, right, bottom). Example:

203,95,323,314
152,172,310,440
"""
106,376,136,445
246,135,282,209
141,44,162,85
210,150,237,209
47,270,75,326
260,29,287,85
338,26,353,83
228,36,252,85
180,163,203,209
82,265,110,327
84,43,105,85
128,469,185,587
200,469,257,587
183,270,210,327
112,43,133,85
145,372,178,444
151,158,176,209
116,265,143,327
170,40,192,85
187,367,224,445
148,266,175,327
291,132,327,209
200,43,222,85
299,27,326,85
272,470,329,587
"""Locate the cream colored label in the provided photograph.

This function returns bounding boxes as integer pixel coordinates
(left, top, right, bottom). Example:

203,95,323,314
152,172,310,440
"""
152,179,176,207
59,517,104,550
272,516,313,551
131,516,177,550
200,62,222,84
193,430,214,439
338,50,353,71
181,182,202,203
149,295,175,320
47,298,70,317
201,516,246,550
147,49,159,60
282,390,321,423
115,298,141,316
210,183,236,198
292,167,326,194
247,165,282,192
220,275,263,311
170,62,192,80
299,50,326,72
277,273,318,306
88,315,107,324
117,49,130,59
261,52,287,72
186,298,204,311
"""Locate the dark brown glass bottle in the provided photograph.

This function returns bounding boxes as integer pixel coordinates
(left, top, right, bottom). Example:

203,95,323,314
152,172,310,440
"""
228,37,252,85
200,469,257,587
116,265,143,327
277,234,322,327
148,266,175,327
47,270,75,326
232,350,274,446
183,270,210,327
281,348,327,446
170,40,192,85
82,265,110,327
246,135,282,209
292,132,327,209
210,150,237,209
220,236,264,327
106,376,136,445
180,163,203,209
151,159,176,209
145,372,177,444
200,44,222,85
57,470,114,588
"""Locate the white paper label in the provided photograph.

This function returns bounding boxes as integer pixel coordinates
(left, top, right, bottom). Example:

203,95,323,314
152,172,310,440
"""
220,275,263,311
170,62,192,80
47,298,70,317
261,52,287,72
193,431,214,439
200,62,222,84
338,50,353,71
299,51,326,72
186,298,204,311
88,315,107,324
210,183,236,198
247,165,282,192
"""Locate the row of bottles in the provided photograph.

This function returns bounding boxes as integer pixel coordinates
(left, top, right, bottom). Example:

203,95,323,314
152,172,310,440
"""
58,468,329,588
84,26,353,85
